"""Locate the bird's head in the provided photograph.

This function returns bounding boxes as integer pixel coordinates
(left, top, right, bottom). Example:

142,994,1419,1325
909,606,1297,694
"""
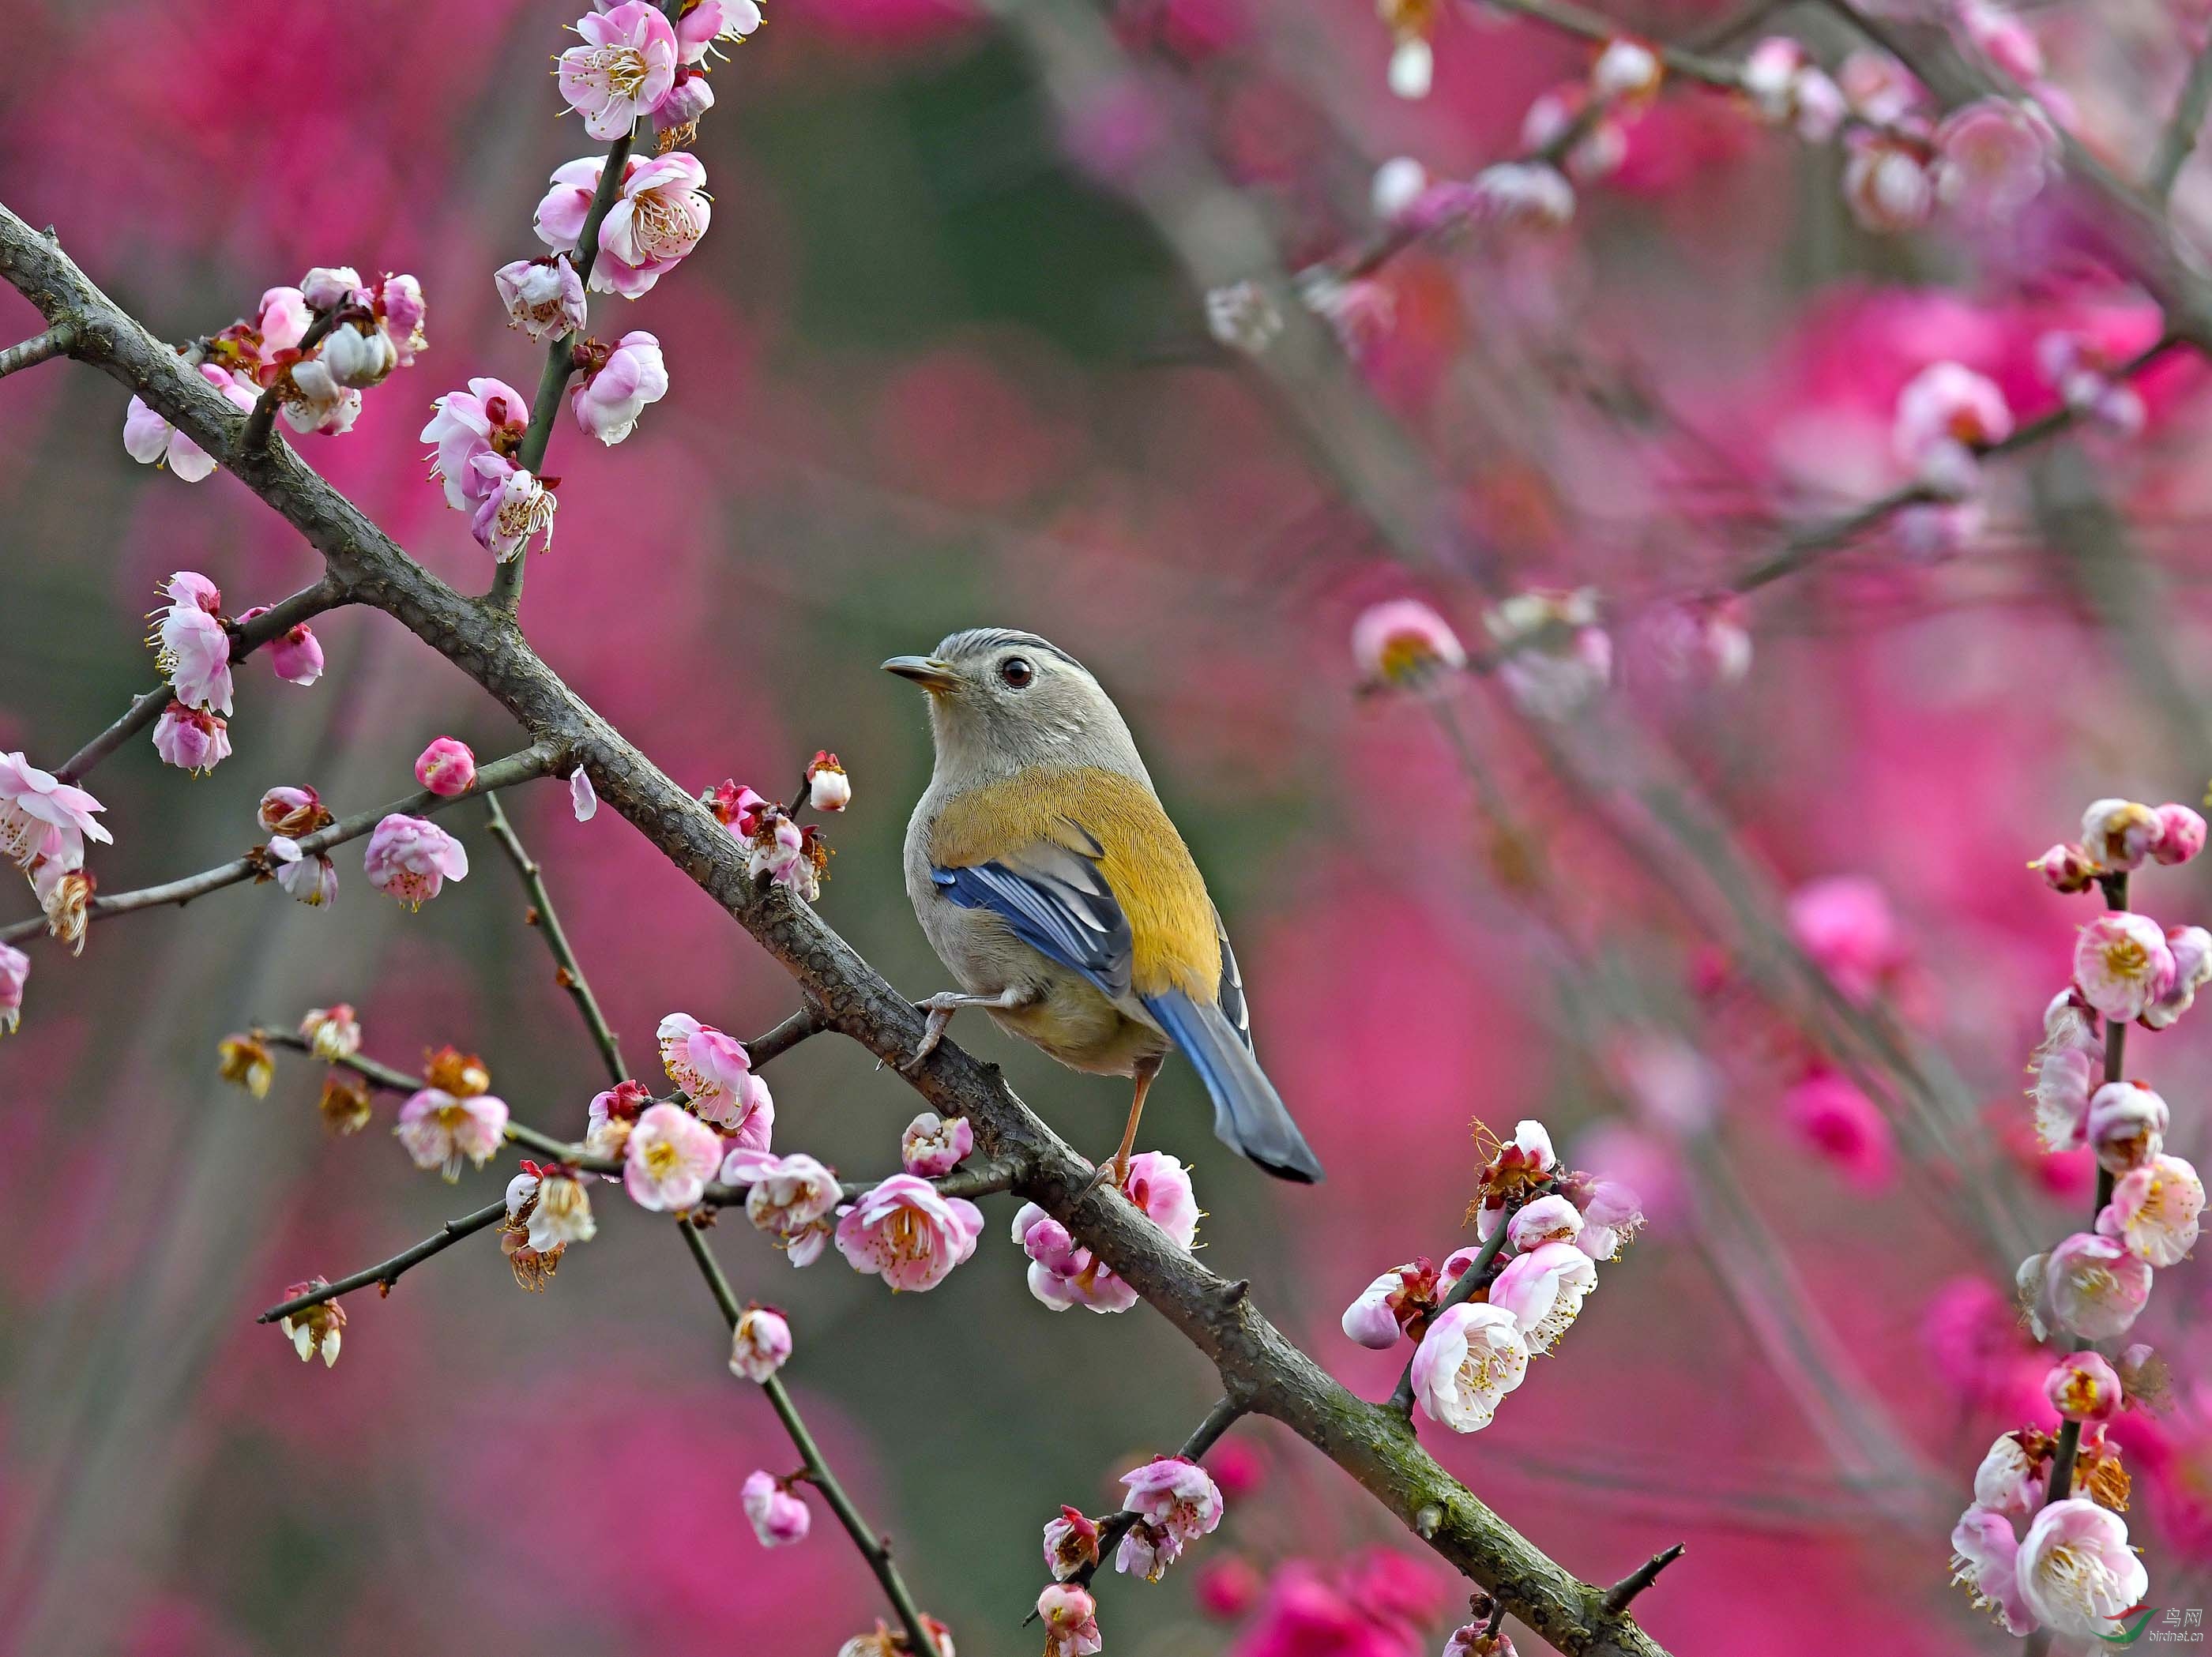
882,628,1146,785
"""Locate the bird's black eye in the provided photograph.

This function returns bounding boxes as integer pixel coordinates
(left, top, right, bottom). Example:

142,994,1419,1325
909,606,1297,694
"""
999,656,1035,689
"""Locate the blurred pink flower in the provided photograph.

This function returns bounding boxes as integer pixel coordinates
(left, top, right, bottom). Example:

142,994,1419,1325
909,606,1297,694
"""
413,736,477,796
2033,1046,2098,1152
2099,1153,2203,1267
2081,798,2161,870
835,1173,983,1291
1841,132,1933,233
729,1305,792,1381
1932,98,2057,220
741,1469,811,1546
557,2,679,141
2044,1231,2152,1340
363,813,468,907
1349,598,1465,693
1228,1559,1429,1657
623,1100,723,1211
2154,803,2206,865
1409,1302,1527,1431
2074,911,2176,1022
1923,1276,2045,1414
1781,1069,1895,1189
395,1087,508,1181
0,941,27,1035
657,1012,773,1140
899,1111,972,1177
570,329,668,444
1786,874,1904,1003
151,702,230,775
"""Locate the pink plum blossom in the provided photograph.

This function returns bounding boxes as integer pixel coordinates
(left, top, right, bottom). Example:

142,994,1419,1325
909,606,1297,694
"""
669,0,762,61
1841,132,1934,233
2085,1081,2166,1174
1961,0,2044,81
557,2,679,141
0,751,111,871
263,620,324,686
729,1304,792,1381
122,364,256,483
1339,1257,1439,1348
1972,1431,2048,1521
1782,1069,1895,1189
741,1470,811,1547
468,460,558,561
299,266,365,310
421,378,529,511
2037,332,2146,438
1037,1584,1100,1657
151,702,230,775
1488,1240,1597,1353
569,330,668,444
2032,842,2099,893
1840,49,1923,122
2099,1153,2203,1267
1507,1193,1583,1250
258,286,313,348
806,750,851,812
1742,38,1844,141
1411,1302,1529,1432
2045,1231,2154,1340
657,1013,773,1140
2016,1499,2149,1640
2045,1351,2124,1424
1014,1204,1138,1313
2154,803,2206,865
2075,911,2177,1022
584,1077,650,1163
623,1101,724,1211
1563,1173,1644,1260
900,1111,972,1177
2033,1046,2099,1152
0,941,27,1035
570,768,598,821
735,1150,843,1251
395,1087,510,1181
835,1174,984,1291
1044,1506,1100,1579
1786,875,1903,1002
372,272,427,366
2081,798,2161,870
362,813,468,907
1893,362,2011,496
413,737,477,796
152,576,234,715
266,836,338,907
653,65,715,139
1351,598,1465,692
1122,1456,1223,1552
1932,98,2057,220
494,255,588,344
1120,1151,1199,1246
1949,1505,2033,1635
537,152,712,298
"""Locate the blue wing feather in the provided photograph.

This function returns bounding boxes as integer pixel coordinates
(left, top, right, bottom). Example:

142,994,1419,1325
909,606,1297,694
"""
931,851,1133,1000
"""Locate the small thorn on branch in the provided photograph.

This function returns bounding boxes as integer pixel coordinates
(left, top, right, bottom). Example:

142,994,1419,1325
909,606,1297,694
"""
1414,1501,1444,1539
1221,1277,1250,1305
1601,1542,1685,1616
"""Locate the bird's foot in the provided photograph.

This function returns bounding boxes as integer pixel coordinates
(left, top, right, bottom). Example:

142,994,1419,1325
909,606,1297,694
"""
902,992,969,1072
1078,1159,1121,1200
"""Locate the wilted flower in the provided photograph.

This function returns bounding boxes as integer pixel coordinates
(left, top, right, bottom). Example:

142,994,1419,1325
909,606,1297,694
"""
1044,1505,1101,1580
363,813,469,907
900,1111,973,1177
2045,1231,2154,1340
217,1032,274,1098
569,330,668,444
258,786,329,838
2099,1153,2203,1267
557,1,679,140
423,1045,491,1096
2016,1499,2149,1640
1352,599,1466,693
529,1168,597,1251
1411,1302,1529,1431
414,737,477,796
623,1101,724,1211
35,859,93,954
741,1469,811,1547
837,1174,985,1291
2074,911,2176,1022
495,254,589,343
318,1072,373,1134
395,1087,509,1181
657,1013,773,1141
729,1304,793,1381
151,703,231,775
585,1077,653,1162
276,1288,344,1367
299,1005,360,1061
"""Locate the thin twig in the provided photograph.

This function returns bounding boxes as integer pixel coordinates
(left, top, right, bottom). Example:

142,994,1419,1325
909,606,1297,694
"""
1601,1543,1686,1615
481,791,628,1083
2150,36,2212,203
255,1200,508,1322
679,1216,942,1655
0,744,560,946
55,576,346,783
0,321,73,379
239,310,340,451
1386,1207,1517,1416
1060,1394,1247,1599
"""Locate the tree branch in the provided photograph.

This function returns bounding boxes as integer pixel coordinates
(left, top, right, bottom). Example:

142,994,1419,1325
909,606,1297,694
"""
480,791,628,1082
2151,36,2212,204
0,200,1672,1657
0,744,561,947
54,575,348,784
1601,1543,1685,1615
0,321,74,380
255,1200,509,1323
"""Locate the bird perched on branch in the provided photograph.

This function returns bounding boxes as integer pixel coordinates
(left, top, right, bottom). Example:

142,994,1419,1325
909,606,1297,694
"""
885,628,1322,1186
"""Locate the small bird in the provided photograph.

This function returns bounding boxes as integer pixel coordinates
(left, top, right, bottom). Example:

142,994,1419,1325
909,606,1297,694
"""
885,628,1323,1185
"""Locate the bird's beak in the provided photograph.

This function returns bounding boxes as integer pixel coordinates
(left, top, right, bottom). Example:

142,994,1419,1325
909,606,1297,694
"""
881,656,958,694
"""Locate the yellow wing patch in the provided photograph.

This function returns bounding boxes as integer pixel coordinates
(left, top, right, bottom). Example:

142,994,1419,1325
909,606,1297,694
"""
930,768,1222,1000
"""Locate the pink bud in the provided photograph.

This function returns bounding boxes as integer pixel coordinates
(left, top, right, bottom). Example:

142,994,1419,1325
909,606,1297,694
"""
269,623,324,686
2045,1351,2123,1423
151,702,231,776
729,1305,793,1382
2086,1081,2167,1174
740,1470,811,1547
414,737,477,797
2030,842,2099,894
2153,803,2206,865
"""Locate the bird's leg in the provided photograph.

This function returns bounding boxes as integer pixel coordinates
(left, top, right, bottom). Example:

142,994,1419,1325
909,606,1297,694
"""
903,985,1033,1070
1106,1054,1161,1192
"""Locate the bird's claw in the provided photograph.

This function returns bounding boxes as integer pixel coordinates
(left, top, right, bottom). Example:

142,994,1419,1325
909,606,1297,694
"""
902,993,965,1072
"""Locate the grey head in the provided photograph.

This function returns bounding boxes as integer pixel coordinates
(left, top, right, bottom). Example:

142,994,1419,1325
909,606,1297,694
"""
882,627,1151,791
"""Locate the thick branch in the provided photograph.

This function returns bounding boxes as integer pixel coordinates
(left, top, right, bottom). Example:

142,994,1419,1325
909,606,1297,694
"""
0,744,560,946
55,576,347,783
255,1200,508,1322
0,202,1668,1657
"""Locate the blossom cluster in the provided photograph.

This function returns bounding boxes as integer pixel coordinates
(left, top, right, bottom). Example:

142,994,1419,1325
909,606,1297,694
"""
1949,794,2208,1642
701,760,847,902
1011,1151,1198,1313
1341,1120,1642,1435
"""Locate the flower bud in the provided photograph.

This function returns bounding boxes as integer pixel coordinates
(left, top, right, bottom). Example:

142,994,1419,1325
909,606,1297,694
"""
2086,1080,2167,1174
729,1304,793,1381
2030,842,2098,894
299,265,365,310
321,321,397,389
2081,798,2160,870
806,750,851,812
2044,1351,2123,1423
2154,802,2207,865
413,737,477,797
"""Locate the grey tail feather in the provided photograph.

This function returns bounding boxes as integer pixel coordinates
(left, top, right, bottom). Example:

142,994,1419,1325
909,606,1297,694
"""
1143,991,1323,1183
